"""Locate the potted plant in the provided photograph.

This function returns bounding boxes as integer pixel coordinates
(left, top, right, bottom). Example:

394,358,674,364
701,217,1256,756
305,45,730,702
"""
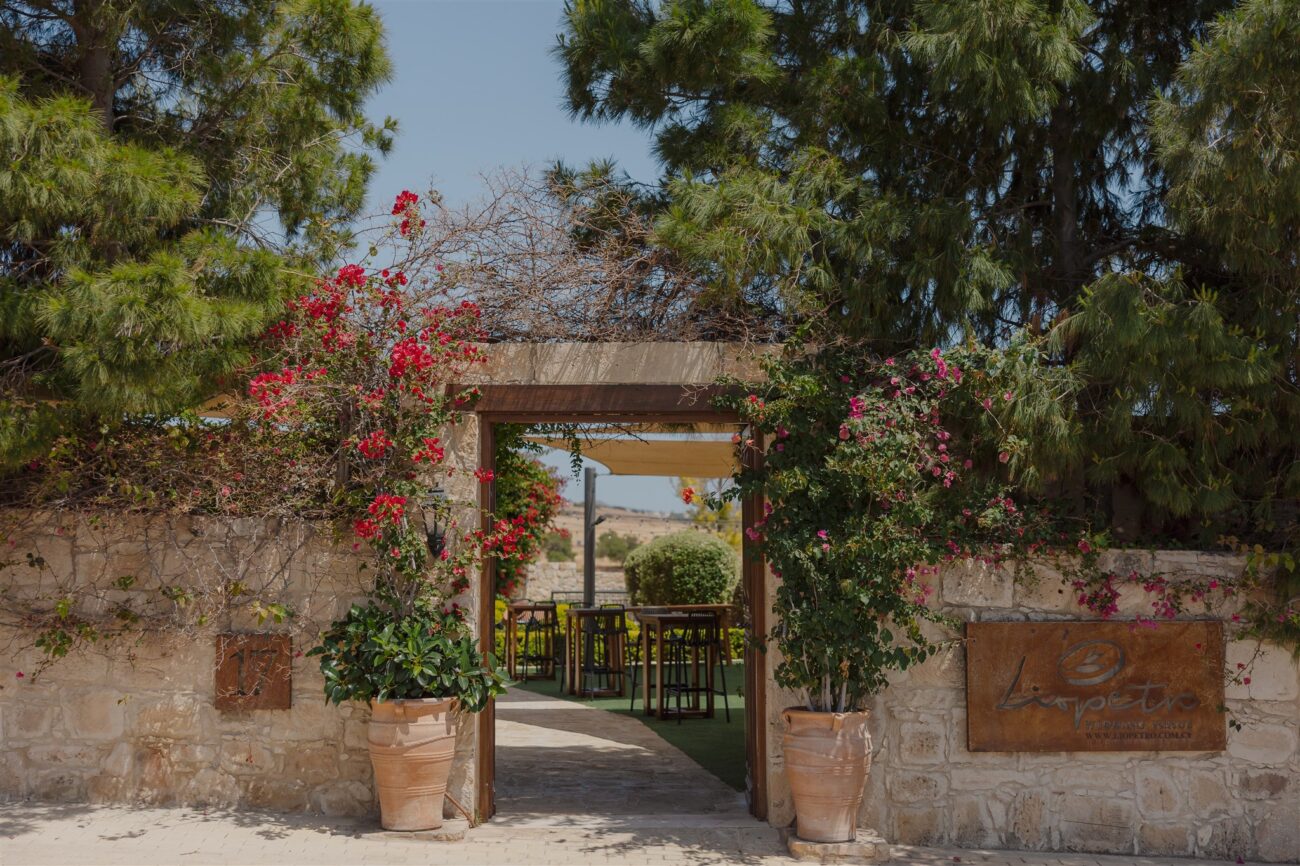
717,341,1070,843
245,190,511,830
310,599,504,830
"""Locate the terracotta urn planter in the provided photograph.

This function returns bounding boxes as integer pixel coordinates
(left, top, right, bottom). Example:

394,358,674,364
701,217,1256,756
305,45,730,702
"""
782,707,872,843
368,697,458,831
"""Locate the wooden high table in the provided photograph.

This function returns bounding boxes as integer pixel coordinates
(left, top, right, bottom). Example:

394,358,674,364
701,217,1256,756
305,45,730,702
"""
633,604,736,719
564,606,626,697
504,601,557,680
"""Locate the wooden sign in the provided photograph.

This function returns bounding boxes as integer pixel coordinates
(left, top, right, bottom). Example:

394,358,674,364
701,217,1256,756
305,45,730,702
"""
966,621,1225,752
215,634,292,711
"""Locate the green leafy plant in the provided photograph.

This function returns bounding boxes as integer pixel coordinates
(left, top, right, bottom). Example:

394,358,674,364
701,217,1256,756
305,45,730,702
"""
490,426,566,595
543,531,575,562
624,530,738,605
712,343,1077,711
310,603,505,710
595,530,641,564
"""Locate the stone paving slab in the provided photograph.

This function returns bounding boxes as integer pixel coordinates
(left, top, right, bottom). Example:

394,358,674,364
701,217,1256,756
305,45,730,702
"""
0,804,1275,866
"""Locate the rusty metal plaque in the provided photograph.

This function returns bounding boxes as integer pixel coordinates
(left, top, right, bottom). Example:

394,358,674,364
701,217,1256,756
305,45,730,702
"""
966,621,1225,752
215,634,292,711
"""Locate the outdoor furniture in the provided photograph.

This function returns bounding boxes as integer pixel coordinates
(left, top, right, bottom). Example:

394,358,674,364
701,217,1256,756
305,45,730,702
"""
564,606,627,698
505,600,557,681
661,611,731,723
634,604,736,720
627,606,666,712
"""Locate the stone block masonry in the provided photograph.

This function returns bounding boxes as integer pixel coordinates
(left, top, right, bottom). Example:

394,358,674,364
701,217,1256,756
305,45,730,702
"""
0,511,480,820
850,552,1300,863
3,522,1298,862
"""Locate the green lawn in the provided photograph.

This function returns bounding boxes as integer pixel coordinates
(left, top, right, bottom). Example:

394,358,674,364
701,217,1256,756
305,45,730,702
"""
512,661,748,791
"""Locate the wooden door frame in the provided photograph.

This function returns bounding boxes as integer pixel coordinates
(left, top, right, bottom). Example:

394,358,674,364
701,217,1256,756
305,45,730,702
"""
472,384,768,823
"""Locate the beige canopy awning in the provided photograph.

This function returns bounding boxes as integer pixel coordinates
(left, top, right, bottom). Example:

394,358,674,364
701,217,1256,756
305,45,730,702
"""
526,436,737,478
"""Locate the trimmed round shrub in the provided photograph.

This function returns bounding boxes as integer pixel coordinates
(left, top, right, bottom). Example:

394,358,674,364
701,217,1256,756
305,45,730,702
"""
623,530,739,605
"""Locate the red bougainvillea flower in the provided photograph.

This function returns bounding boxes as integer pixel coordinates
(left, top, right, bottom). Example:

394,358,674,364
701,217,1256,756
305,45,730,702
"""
1077,539,1092,554
681,487,696,505
368,493,407,524
392,190,424,236
356,430,393,459
389,337,435,379
336,263,367,288
413,437,445,464
474,467,495,483
392,190,418,214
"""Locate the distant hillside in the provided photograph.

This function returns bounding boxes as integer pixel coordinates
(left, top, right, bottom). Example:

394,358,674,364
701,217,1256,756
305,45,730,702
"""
551,502,693,567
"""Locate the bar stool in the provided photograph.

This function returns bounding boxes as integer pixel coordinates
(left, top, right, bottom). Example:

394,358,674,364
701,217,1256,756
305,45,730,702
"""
519,602,557,681
576,606,627,698
662,611,730,723
627,607,667,712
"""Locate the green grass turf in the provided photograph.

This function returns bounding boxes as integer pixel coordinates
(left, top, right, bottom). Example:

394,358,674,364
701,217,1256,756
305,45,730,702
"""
512,661,748,791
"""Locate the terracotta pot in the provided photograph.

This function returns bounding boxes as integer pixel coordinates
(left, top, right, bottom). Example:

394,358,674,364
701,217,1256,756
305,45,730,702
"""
368,697,458,831
782,707,872,843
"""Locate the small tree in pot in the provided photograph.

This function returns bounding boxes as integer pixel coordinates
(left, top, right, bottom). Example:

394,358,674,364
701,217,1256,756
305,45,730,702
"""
252,190,507,830
714,340,1075,843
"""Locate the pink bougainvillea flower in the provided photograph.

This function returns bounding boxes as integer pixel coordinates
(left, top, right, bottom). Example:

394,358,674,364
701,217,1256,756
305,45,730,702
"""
817,529,828,540
1003,391,1013,401
1077,539,1092,554
998,451,1010,463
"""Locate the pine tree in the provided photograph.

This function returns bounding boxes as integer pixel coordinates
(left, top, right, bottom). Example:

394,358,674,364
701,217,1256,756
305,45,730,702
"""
0,0,393,469
557,0,1297,544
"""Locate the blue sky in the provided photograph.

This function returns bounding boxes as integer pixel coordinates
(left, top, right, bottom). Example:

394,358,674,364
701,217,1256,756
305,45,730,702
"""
366,1,686,513
365,0,659,210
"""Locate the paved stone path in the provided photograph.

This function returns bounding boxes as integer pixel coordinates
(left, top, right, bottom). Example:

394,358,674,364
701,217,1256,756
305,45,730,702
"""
0,689,1271,865
494,685,746,821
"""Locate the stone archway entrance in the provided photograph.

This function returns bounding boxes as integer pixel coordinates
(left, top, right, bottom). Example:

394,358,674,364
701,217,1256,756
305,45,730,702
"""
471,382,768,823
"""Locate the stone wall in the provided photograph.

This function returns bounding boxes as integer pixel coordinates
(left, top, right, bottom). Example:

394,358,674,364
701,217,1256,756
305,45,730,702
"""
0,342,768,822
0,511,478,820
521,561,627,602
833,551,1299,862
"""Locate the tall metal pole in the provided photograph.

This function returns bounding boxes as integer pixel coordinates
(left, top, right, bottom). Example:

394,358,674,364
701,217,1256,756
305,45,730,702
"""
582,467,597,608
